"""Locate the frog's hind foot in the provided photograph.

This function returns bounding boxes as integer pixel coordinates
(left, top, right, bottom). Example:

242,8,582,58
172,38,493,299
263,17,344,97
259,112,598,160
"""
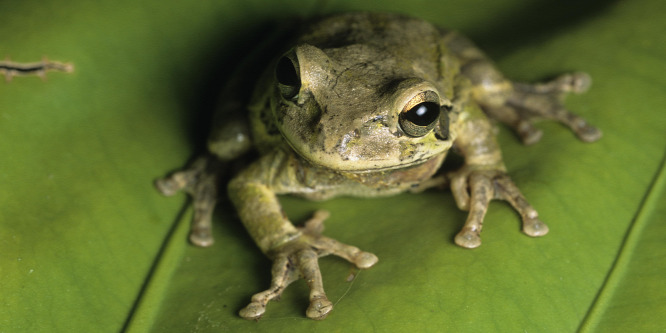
239,210,378,320
155,155,222,247
485,72,602,144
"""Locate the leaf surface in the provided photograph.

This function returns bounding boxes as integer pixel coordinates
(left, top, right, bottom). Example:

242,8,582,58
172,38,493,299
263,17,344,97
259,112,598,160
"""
1,0,664,332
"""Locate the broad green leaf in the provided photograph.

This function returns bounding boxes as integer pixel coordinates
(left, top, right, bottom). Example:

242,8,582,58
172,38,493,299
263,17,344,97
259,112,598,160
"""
1,0,664,332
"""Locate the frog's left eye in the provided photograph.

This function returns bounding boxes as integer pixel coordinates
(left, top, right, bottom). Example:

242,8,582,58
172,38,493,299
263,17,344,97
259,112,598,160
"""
275,55,301,100
399,91,441,137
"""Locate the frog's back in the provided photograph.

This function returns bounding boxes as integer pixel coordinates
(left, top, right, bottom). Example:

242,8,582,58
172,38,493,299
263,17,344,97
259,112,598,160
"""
298,12,442,51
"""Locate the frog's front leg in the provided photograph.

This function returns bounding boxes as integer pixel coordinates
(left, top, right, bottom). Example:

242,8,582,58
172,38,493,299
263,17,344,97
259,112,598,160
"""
449,167,549,248
229,154,378,320
155,115,251,247
450,103,549,248
155,155,222,246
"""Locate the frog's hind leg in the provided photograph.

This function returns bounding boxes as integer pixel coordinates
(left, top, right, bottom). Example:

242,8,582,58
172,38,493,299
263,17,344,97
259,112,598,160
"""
504,72,602,144
443,32,601,144
470,68,601,145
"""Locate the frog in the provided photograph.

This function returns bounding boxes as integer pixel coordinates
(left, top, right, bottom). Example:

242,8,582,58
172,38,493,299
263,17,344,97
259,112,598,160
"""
156,12,601,320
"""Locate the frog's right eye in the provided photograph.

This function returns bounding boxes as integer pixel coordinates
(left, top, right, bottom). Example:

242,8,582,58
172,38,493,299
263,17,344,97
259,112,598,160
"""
275,55,301,100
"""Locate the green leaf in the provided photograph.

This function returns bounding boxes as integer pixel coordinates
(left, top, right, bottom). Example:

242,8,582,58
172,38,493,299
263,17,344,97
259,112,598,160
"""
1,0,664,332
580,157,666,332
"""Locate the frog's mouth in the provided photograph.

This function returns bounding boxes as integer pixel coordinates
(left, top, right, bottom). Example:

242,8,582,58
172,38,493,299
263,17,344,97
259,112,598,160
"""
283,131,452,173
333,156,444,173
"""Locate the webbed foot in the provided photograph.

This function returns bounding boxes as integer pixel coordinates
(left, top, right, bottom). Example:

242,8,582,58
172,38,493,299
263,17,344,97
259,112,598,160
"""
239,210,378,320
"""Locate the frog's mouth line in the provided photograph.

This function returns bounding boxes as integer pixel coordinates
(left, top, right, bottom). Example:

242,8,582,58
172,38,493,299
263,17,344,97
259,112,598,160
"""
332,158,439,173
284,138,448,174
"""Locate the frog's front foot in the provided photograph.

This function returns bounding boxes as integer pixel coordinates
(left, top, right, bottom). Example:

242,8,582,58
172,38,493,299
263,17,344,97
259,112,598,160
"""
449,167,549,248
239,210,378,320
155,155,223,247
485,72,602,144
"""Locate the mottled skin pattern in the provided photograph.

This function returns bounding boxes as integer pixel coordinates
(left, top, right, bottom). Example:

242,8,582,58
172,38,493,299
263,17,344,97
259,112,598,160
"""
157,12,600,320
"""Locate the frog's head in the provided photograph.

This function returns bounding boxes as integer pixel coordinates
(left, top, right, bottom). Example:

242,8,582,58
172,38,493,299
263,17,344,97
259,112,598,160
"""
270,43,455,172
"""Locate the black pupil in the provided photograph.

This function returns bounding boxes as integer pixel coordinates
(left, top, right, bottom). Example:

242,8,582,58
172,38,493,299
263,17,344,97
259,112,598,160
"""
276,57,299,87
404,102,440,126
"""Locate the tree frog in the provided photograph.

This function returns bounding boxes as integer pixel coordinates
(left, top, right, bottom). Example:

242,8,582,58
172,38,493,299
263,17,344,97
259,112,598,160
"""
157,12,600,320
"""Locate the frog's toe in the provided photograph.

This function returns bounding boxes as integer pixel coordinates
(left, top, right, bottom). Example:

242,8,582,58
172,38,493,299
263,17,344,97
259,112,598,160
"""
239,256,298,320
522,217,549,237
189,228,214,247
516,120,543,145
311,235,379,269
306,295,334,320
301,211,379,269
558,72,592,93
455,228,482,248
303,210,330,235
155,156,211,196
574,122,602,142
353,251,379,269
296,248,337,320
154,175,185,196
239,301,266,320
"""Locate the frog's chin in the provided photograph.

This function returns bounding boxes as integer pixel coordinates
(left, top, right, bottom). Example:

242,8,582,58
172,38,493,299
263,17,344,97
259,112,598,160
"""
292,145,446,173
331,157,440,173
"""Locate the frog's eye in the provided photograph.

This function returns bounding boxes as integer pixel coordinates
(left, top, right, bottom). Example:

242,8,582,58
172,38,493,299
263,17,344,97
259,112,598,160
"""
275,55,301,100
399,91,441,137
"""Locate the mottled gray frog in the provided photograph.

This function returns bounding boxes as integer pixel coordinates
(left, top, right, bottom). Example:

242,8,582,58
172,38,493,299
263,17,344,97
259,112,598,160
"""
157,12,600,320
